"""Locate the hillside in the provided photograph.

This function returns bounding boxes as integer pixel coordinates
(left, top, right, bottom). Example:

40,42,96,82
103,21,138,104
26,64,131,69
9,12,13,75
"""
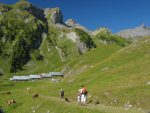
0,0,129,78
0,36,150,113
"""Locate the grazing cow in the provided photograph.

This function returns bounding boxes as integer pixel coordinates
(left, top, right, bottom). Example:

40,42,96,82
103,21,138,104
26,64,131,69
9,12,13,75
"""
27,87,31,92
7,100,16,105
64,97,70,102
32,93,39,98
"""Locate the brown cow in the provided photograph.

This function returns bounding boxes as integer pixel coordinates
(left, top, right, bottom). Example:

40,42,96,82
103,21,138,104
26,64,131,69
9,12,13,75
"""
32,93,39,98
7,100,16,105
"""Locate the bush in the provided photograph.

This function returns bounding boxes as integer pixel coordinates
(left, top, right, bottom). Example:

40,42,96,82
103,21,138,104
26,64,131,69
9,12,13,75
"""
74,28,96,48
95,32,131,47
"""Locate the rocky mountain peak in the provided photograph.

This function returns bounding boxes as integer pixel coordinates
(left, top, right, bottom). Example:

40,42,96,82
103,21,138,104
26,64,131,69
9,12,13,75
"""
65,18,91,33
116,24,150,39
44,7,63,24
92,27,111,36
65,19,77,27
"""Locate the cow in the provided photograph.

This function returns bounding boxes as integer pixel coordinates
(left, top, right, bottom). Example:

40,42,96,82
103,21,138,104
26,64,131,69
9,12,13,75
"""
32,93,39,98
7,100,16,105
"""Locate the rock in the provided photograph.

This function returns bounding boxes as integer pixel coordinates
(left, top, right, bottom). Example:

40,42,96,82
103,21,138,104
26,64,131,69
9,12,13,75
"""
44,7,63,24
47,110,50,113
92,99,99,105
116,24,150,39
124,101,133,110
65,19,91,33
92,27,111,36
146,81,150,85
101,67,109,71
65,19,76,27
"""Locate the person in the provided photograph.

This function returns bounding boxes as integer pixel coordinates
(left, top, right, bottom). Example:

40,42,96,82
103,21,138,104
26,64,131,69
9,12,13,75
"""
77,89,82,104
60,89,64,99
81,85,88,105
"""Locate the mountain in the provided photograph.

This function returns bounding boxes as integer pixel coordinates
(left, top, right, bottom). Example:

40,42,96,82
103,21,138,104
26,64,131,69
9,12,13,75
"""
0,0,129,76
0,1,150,113
0,36,149,113
116,24,150,39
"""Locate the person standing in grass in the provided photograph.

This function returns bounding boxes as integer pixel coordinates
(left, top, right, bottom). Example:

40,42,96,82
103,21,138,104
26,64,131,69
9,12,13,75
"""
81,85,88,105
77,89,82,104
60,89,64,99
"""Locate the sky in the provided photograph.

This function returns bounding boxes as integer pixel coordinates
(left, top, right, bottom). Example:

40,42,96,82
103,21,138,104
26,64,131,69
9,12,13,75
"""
0,0,150,33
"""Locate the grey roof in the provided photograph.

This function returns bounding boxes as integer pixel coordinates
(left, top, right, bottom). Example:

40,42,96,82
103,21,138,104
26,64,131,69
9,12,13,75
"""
29,75,42,79
12,76,30,81
41,74,52,78
49,72,63,76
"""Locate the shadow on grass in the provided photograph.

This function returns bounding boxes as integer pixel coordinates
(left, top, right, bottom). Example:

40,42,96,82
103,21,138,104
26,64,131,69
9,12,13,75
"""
0,108,4,113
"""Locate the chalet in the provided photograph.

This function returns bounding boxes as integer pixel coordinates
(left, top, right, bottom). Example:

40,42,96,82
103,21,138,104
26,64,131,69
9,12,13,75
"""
29,75,42,80
50,72,64,78
41,73,52,78
10,76,30,81
9,72,64,81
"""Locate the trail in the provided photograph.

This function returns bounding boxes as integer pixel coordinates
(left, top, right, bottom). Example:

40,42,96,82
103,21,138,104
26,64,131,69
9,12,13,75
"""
40,95,145,113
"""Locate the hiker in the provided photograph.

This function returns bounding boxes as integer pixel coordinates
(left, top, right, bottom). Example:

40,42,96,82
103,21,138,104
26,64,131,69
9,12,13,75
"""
77,89,82,103
81,85,88,105
60,89,64,99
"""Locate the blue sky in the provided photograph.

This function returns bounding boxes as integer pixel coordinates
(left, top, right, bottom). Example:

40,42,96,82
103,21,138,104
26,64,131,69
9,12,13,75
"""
0,0,150,33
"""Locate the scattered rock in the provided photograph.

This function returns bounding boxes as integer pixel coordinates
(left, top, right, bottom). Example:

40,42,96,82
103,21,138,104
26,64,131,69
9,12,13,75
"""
146,81,150,85
137,108,142,111
92,99,99,105
101,67,109,71
47,110,50,113
124,101,133,110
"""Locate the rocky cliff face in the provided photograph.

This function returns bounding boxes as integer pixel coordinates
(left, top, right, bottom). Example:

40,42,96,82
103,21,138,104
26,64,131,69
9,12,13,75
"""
116,24,150,39
0,1,96,73
44,7,63,24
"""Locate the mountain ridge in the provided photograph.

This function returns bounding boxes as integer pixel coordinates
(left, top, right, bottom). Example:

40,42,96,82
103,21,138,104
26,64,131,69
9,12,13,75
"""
116,24,150,39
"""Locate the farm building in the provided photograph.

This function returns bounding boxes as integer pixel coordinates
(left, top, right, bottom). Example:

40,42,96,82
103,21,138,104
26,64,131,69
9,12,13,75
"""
41,73,52,78
29,75,42,80
9,72,64,81
10,76,30,81
49,72,64,78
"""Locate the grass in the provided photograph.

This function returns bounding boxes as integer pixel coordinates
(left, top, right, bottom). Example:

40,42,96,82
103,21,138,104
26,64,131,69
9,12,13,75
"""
0,81,145,113
0,37,150,113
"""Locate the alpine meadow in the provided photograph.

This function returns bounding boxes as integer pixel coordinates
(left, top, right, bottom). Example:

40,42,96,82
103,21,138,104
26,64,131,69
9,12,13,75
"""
0,0,150,113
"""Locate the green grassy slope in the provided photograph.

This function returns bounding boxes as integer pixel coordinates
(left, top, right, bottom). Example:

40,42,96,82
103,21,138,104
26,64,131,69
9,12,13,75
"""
0,37,150,113
57,36,150,109
0,81,145,113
